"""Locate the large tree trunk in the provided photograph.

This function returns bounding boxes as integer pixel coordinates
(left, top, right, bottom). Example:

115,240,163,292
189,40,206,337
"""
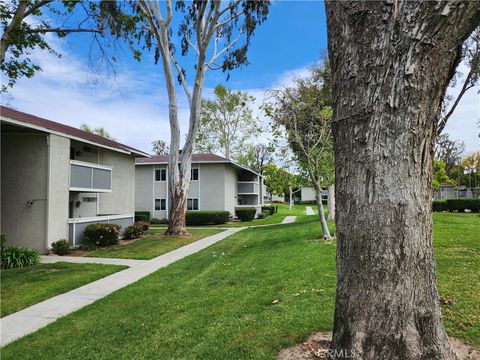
314,182,331,239
327,184,335,221
325,1,480,359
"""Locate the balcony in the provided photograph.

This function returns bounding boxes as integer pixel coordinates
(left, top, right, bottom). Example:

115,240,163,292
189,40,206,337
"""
69,160,112,192
237,181,259,194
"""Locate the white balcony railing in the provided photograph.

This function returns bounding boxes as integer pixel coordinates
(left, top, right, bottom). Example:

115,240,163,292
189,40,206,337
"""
69,160,112,193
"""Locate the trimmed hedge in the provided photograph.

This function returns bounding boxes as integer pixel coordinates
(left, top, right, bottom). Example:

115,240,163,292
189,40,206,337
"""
125,224,144,240
432,200,448,212
236,208,256,222
261,206,275,215
446,199,480,212
135,211,150,222
84,223,121,247
51,239,70,255
432,199,480,212
186,211,230,225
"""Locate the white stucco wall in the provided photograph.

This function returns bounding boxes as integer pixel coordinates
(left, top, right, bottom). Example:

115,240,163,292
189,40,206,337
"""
224,165,237,215
46,134,70,246
98,150,135,216
199,163,226,211
1,132,48,251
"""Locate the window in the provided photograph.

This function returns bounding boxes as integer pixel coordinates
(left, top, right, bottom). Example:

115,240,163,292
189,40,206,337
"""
187,198,199,210
155,169,167,181
191,168,199,180
155,199,166,211
82,197,97,203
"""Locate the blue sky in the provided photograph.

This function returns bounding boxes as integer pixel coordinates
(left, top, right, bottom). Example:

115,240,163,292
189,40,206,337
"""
1,1,478,155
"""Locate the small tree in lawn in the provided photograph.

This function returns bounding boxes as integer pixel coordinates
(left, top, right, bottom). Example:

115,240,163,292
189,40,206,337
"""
152,140,169,155
265,66,334,239
263,163,297,209
131,1,269,236
196,84,259,160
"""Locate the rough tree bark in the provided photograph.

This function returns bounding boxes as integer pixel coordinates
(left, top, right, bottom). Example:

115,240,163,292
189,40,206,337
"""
327,184,335,222
325,1,480,359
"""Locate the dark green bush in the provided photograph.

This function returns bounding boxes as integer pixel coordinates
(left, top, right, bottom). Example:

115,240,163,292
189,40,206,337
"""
150,218,162,224
134,211,150,222
258,210,270,219
1,246,40,269
84,223,121,247
236,208,256,222
298,200,316,205
261,206,275,215
135,221,150,231
51,239,70,255
432,200,448,212
124,224,144,240
432,199,480,212
186,211,230,225
446,199,480,212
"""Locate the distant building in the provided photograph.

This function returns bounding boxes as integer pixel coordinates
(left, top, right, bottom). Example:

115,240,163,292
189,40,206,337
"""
299,186,328,203
135,154,265,219
434,184,479,199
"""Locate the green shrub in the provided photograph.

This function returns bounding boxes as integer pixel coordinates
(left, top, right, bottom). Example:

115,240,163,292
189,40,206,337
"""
445,199,480,212
124,224,144,240
150,218,162,224
84,223,121,247
186,211,230,225
159,218,169,224
298,200,316,205
261,206,275,215
258,210,270,219
51,239,70,255
432,200,448,212
134,211,150,222
235,208,256,222
1,246,40,269
135,221,150,231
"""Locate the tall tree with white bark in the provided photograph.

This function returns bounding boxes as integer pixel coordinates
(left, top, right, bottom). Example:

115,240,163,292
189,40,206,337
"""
196,84,259,160
133,1,269,235
325,1,480,359
266,65,334,239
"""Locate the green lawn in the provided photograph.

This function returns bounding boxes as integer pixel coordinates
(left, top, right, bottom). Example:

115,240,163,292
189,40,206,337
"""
0,262,127,317
87,228,223,260
2,211,477,359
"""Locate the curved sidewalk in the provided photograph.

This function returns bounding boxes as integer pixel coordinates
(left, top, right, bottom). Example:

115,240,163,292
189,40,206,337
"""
0,227,244,347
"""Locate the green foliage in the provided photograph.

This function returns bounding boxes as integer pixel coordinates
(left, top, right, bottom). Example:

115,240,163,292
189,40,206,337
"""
135,221,150,231
432,200,449,212
79,124,116,140
124,224,145,240
235,208,256,221
151,140,169,155
433,159,456,191
261,206,275,215
196,85,259,160
1,246,40,270
135,211,150,222
149,218,162,225
263,163,298,196
84,223,121,247
236,143,275,175
51,239,70,256
185,211,230,225
446,199,480,212
433,199,480,212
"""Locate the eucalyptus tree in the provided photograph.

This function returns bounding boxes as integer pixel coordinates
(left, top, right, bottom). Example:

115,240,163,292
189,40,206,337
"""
134,1,269,236
80,123,116,140
151,139,169,155
0,0,124,92
236,143,275,175
266,65,334,239
325,1,480,358
196,84,259,160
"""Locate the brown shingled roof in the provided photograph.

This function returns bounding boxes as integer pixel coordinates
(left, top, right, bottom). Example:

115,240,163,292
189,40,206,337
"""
0,106,148,157
135,153,230,164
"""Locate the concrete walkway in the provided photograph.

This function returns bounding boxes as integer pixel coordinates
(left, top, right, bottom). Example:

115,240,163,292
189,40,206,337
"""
40,255,146,268
281,216,297,224
0,228,244,347
306,206,315,216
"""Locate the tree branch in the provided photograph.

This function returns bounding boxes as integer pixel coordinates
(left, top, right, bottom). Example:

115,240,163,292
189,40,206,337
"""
437,67,475,135
28,27,102,34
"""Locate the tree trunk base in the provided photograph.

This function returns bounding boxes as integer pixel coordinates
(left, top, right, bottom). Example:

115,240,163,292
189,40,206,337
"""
164,227,191,237
278,332,476,360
